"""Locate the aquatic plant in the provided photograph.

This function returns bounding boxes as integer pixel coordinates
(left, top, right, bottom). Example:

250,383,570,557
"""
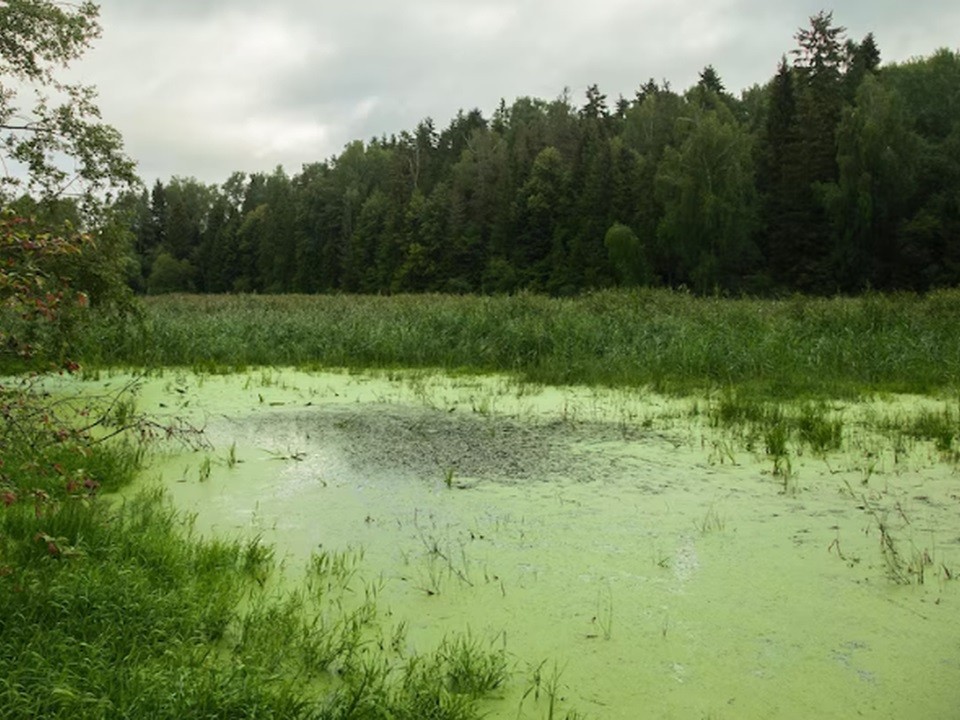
518,660,581,720
2,473,517,720
847,484,938,586
593,585,614,640
241,534,275,586
435,633,508,697
698,504,726,534
197,455,212,482
796,402,844,453
226,441,238,468
900,405,959,456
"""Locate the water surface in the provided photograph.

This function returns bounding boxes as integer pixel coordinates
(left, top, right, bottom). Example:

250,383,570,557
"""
109,369,959,719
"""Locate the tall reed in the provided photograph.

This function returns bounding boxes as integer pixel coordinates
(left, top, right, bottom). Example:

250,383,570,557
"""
76,289,960,398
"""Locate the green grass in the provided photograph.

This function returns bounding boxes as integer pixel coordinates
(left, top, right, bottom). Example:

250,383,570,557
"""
73,289,960,399
0,383,516,719
704,392,843,454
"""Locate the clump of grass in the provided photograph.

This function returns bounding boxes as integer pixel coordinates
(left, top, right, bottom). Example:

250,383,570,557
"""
703,393,844,482
519,660,583,720
591,585,614,640
846,483,936,586
698,504,726,534
242,534,275,585
226,441,238,468
796,402,843,453
905,406,958,454
197,455,212,482
434,633,508,697
878,401,960,462
708,391,772,428
764,418,792,485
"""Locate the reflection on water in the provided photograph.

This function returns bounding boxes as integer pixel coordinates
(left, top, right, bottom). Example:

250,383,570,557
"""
108,369,960,719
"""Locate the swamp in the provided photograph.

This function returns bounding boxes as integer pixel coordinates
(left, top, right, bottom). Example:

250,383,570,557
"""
84,364,960,717
4,291,960,719
4,5,960,718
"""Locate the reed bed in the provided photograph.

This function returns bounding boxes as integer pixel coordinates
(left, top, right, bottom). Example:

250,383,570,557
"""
79,289,960,397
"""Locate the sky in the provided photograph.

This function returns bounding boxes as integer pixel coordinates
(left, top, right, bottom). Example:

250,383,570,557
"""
69,0,960,187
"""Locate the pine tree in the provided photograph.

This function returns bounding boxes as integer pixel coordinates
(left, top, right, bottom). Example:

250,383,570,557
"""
783,11,849,290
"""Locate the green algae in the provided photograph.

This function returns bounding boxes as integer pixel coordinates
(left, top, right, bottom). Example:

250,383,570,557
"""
95,368,960,719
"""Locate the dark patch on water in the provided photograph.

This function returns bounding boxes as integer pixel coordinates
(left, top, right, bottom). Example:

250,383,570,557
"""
210,404,658,487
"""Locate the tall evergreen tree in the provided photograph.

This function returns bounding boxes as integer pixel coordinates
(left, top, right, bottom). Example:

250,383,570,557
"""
515,146,570,290
844,32,881,99
782,11,849,290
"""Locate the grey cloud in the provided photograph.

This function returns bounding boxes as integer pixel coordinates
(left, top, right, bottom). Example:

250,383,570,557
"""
81,0,959,185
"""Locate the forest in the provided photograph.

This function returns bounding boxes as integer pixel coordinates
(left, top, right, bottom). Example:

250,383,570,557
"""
67,13,960,297
9,13,960,298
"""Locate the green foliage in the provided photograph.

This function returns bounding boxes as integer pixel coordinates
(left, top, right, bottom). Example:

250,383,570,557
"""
824,74,921,289
147,252,196,294
655,109,758,291
2,8,513,719
0,387,514,719
604,222,651,286
0,0,136,209
796,402,844,453
118,32,960,297
892,404,959,454
0,0,139,371
0,213,100,369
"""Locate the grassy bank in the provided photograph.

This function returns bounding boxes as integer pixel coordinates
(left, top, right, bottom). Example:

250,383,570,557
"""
78,289,960,398
0,382,511,719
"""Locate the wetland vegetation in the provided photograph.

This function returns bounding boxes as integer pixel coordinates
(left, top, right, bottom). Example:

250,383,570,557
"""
6,291,959,718
77,288,960,398
2,3,959,717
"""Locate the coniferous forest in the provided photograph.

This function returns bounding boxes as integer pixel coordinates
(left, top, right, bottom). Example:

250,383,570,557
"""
57,13,960,296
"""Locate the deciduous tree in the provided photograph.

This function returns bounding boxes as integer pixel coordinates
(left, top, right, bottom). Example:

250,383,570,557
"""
0,0,136,210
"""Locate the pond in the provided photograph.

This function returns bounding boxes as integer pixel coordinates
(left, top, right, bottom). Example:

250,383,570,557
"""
103,368,958,719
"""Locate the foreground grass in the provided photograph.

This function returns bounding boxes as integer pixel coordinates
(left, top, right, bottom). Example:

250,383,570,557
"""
0,389,508,719
77,289,960,398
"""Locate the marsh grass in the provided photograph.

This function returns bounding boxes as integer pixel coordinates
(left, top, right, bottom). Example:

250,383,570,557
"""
226,441,239,468
74,289,960,399
518,660,583,720
703,392,843,480
899,405,959,456
433,633,508,697
843,482,946,586
698,504,726,534
11,288,960,716
796,402,844,453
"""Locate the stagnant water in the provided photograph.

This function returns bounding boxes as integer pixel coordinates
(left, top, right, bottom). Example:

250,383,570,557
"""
92,369,958,718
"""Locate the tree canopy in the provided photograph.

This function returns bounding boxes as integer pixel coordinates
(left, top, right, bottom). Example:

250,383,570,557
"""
119,14,959,296
0,0,136,211
1,0,137,369
10,9,960,298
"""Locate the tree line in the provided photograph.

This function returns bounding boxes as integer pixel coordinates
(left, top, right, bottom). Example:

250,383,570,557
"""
112,13,960,296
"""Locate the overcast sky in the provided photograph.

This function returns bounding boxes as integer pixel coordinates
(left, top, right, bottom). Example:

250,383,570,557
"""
70,0,959,187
